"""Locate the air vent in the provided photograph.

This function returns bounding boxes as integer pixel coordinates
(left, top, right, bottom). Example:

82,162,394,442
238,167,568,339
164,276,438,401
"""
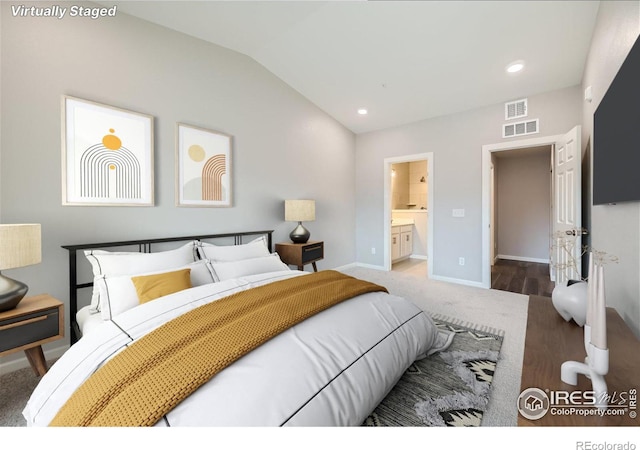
502,119,539,138
505,98,528,120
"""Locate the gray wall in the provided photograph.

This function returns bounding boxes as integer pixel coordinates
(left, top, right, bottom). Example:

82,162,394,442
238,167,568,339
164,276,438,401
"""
495,150,551,262
355,86,582,284
582,1,640,337
0,2,356,356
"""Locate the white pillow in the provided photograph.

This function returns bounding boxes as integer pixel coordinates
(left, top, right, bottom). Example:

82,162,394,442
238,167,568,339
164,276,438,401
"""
97,260,216,320
85,241,198,313
210,254,290,282
197,236,270,262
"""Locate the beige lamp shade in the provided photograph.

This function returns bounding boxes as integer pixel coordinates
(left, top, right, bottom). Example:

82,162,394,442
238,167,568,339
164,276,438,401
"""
0,224,42,270
285,200,315,222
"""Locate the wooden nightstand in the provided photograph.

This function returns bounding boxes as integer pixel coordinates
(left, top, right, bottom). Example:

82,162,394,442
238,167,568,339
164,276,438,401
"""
0,294,64,376
276,241,324,272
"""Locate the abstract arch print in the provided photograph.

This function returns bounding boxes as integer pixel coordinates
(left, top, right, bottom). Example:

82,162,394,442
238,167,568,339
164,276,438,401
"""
177,123,232,207
62,96,154,206
79,129,142,199
202,154,226,201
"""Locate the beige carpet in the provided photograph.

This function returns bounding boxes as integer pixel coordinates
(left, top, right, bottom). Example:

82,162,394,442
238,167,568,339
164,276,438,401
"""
0,264,527,427
340,265,528,426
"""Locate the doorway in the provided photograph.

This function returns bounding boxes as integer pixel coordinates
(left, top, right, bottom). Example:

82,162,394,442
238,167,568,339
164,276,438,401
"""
481,127,582,289
491,145,555,296
383,153,434,277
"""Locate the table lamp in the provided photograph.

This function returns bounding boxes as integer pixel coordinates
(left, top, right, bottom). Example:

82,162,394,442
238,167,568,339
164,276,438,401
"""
0,224,42,312
285,200,315,243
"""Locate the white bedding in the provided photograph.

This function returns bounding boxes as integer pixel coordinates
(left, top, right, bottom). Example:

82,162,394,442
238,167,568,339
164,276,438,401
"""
75,305,103,336
24,270,438,426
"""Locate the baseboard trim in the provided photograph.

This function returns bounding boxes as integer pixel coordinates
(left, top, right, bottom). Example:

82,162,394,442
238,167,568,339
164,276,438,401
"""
354,262,387,271
497,254,550,264
0,344,69,374
409,255,428,261
430,274,485,289
333,262,358,271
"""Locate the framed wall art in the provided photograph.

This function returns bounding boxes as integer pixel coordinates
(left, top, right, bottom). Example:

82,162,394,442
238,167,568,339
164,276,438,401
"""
62,95,154,206
176,123,232,207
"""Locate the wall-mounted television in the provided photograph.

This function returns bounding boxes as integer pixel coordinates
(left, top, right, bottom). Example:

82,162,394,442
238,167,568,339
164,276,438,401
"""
593,34,640,205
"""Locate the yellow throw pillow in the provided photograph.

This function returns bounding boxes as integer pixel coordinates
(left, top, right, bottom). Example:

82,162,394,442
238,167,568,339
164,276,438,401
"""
131,268,192,304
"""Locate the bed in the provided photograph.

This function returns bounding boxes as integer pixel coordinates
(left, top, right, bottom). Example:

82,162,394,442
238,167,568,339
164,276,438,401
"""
23,230,444,427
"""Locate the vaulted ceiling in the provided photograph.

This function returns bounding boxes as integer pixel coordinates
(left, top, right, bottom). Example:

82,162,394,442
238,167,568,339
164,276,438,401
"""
108,1,600,134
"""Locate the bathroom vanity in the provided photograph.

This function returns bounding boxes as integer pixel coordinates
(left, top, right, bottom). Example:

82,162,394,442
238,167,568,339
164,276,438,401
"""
391,219,414,262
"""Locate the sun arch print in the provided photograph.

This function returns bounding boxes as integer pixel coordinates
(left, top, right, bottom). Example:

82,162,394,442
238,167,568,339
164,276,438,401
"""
178,124,231,206
62,96,153,206
184,142,226,201
79,128,142,199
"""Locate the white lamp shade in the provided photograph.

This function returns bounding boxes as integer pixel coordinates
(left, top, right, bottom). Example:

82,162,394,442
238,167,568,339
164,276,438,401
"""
0,224,42,270
285,200,315,222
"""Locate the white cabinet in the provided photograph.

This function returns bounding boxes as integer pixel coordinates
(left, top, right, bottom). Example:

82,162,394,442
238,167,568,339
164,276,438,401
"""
391,231,401,261
401,228,412,257
392,225,413,262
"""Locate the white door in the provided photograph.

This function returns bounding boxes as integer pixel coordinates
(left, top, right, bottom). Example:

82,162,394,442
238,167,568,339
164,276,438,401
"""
490,163,496,265
551,126,582,284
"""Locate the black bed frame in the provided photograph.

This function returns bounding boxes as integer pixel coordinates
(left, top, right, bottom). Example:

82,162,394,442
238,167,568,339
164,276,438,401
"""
62,230,273,344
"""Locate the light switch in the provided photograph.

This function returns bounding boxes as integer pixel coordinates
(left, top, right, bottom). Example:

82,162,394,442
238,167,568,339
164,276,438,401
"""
452,209,465,218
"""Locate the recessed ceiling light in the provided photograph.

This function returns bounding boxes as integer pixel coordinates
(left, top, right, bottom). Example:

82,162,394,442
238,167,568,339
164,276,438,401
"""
506,60,525,73
357,108,368,115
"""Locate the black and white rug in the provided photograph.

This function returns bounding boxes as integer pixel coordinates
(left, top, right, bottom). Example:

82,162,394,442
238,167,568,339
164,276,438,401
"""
363,315,504,427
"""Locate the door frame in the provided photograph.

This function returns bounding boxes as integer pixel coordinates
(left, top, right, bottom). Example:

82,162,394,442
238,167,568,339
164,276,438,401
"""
481,134,563,289
383,153,434,275
490,162,496,266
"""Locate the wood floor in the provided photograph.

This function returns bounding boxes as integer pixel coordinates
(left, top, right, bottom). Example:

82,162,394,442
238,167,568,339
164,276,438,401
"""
491,259,554,297
391,257,554,297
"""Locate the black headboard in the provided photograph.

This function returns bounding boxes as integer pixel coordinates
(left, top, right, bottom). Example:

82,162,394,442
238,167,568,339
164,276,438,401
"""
62,230,273,344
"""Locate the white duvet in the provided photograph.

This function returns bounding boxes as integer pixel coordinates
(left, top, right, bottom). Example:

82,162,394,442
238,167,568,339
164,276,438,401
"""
24,270,438,427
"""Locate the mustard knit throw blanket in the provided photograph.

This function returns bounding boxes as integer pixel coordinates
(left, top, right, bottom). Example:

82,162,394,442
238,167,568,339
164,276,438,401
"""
50,270,387,427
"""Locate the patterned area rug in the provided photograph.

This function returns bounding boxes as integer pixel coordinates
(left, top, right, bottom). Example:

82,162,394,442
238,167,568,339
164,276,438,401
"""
363,315,504,427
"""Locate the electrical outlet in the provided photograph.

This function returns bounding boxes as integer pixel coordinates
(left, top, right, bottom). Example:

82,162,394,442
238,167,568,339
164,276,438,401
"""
371,247,376,255
459,257,465,266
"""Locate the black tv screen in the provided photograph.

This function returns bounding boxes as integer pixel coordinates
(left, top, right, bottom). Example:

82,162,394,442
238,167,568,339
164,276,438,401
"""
593,34,640,205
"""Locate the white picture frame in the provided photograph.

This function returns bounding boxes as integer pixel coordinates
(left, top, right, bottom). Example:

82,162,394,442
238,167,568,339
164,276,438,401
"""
62,95,154,206
176,123,232,207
